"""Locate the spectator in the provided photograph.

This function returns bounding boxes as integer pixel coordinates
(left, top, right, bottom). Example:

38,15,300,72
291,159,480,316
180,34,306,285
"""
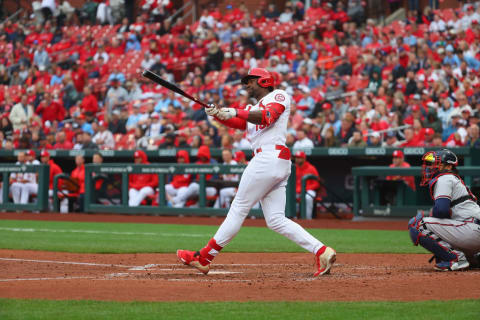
171,145,217,207
205,41,224,73
232,130,251,149
125,34,141,53
9,96,34,131
337,114,355,146
40,149,62,198
348,130,367,147
165,150,192,206
109,109,127,134
33,43,50,70
386,150,416,191
10,151,38,204
467,124,480,148
128,150,158,206
53,131,74,149
70,62,88,93
79,86,98,115
92,120,115,149
294,151,321,220
214,149,239,209
36,93,66,124
367,131,382,147
293,129,314,150
81,131,98,149
69,155,86,212
105,78,128,116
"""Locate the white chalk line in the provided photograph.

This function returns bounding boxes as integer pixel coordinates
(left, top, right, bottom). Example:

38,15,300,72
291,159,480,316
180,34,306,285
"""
0,257,136,268
0,227,207,238
0,276,95,282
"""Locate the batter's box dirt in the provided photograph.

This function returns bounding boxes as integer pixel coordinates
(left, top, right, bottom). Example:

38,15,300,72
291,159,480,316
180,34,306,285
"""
1,250,480,302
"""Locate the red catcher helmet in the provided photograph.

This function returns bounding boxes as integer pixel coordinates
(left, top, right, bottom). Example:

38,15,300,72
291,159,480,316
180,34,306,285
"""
241,68,274,88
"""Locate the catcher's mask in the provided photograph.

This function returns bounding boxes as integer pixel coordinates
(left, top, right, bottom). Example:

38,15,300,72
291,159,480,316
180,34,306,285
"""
420,149,458,186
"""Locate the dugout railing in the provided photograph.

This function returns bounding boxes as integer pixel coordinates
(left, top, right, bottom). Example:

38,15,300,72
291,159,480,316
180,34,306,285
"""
73,163,298,217
0,164,50,212
352,166,480,218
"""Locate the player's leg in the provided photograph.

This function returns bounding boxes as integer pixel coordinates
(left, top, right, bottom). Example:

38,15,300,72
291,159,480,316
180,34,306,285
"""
306,190,316,220
128,188,139,206
19,183,30,204
221,187,236,208
172,184,196,207
177,159,268,273
130,186,154,206
408,215,470,271
10,182,21,203
261,182,335,276
26,183,38,203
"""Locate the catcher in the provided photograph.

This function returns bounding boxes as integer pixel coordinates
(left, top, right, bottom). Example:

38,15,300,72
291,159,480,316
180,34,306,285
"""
408,149,480,271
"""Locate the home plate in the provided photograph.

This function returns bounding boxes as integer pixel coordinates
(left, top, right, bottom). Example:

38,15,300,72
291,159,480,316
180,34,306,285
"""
208,271,242,275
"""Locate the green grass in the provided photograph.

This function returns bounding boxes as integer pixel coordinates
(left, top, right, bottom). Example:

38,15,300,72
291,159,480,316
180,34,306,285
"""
0,219,424,254
0,299,479,320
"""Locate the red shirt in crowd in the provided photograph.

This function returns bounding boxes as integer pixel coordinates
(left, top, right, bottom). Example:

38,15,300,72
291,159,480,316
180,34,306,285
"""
36,100,66,123
71,164,85,194
171,150,192,189
53,140,74,150
295,160,320,194
47,159,62,189
128,150,159,190
386,161,416,191
71,66,87,92
80,94,99,114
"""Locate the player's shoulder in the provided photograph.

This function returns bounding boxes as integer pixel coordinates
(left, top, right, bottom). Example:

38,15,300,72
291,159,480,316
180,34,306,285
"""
436,173,457,184
265,89,290,104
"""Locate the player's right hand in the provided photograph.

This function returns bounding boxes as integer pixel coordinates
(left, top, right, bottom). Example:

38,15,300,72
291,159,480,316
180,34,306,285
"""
205,104,219,117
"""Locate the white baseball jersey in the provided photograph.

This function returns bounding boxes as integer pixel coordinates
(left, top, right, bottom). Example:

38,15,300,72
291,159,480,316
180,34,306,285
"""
10,161,24,181
433,174,480,221
246,89,290,151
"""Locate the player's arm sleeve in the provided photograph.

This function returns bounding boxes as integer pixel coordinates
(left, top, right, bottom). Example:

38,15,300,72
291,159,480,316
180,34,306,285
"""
236,102,286,126
431,176,453,218
215,117,247,130
432,198,451,218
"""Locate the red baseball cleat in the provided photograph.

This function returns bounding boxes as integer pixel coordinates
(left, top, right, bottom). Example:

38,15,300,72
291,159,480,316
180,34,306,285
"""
176,249,210,275
314,246,336,277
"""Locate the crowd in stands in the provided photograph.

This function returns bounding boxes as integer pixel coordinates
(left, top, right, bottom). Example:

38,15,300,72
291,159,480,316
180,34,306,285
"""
5,1,480,214
2,1,480,153
1,1,480,153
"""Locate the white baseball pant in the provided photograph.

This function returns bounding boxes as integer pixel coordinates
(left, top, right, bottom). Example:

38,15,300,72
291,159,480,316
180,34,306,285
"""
128,187,154,206
11,182,38,204
214,187,236,208
213,148,324,254
172,182,216,208
297,190,316,219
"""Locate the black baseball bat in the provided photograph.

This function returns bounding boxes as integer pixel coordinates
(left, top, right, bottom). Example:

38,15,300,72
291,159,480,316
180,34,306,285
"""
142,69,210,108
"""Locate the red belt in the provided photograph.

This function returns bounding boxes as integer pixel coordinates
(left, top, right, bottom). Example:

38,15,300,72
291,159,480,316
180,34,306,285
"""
254,145,291,160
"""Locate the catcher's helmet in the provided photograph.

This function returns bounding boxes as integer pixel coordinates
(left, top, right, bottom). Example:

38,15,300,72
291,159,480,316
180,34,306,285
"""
241,68,274,88
420,149,458,186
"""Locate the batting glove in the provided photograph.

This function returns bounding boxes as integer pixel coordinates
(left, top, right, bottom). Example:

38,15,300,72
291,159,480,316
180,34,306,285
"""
216,108,237,120
205,104,219,117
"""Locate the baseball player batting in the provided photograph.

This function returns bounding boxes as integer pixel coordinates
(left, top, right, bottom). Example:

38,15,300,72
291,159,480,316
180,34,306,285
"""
408,149,480,271
177,68,336,276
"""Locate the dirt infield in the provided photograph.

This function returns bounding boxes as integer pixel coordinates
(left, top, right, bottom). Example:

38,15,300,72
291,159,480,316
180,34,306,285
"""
1,250,480,302
2,213,479,302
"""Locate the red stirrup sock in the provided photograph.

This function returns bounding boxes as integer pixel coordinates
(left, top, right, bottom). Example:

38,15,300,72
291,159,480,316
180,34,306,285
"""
197,238,223,265
316,246,327,256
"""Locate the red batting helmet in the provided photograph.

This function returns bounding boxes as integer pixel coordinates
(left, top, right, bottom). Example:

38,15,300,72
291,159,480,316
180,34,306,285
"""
241,68,274,88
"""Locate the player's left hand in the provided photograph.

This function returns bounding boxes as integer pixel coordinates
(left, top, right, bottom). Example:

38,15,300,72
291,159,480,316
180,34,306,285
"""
216,108,237,120
205,104,219,117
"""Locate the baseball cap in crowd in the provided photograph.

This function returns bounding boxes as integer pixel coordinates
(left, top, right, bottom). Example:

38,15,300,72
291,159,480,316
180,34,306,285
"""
225,52,232,58
98,120,106,127
392,150,404,158
412,105,421,112
27,150,36,157
412,94,421,100
133,150,143,158
387,131,396,138
13,129,21,135
294,151,306,158
234,151,246,162
151,112,160,119
41,150,50,157
322,102,332,110
425,128,434,136
303,118,313,125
